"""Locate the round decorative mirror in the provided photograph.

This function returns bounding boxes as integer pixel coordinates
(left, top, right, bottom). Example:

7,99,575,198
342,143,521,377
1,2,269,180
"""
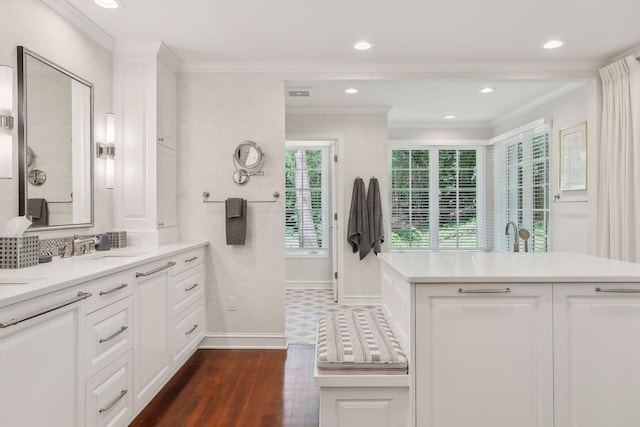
233,140,264,172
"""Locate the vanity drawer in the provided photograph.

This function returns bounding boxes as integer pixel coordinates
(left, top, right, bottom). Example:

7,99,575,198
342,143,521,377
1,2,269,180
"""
86,296,133,378
86,350,133,427
83,270,135,315
171,247,204,277
172,298,206,365
171,266,205,317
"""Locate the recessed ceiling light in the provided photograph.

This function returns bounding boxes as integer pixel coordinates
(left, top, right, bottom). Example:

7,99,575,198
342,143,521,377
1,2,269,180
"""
95,0,120,9
479,87,495,93
353,41,374,50
345,88,358,94
543,40,563,49
444,115,455,119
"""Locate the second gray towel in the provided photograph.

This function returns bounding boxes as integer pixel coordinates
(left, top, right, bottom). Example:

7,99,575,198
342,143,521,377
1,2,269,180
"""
367,177,384,255
225,198,247,245
347,178,371,260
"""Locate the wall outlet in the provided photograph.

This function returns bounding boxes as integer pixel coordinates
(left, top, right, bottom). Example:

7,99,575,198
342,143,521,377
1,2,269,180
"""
227,296,238,311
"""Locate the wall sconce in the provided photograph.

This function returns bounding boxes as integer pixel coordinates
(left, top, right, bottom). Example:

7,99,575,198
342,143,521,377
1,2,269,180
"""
0,65,14,179
96,112,115,189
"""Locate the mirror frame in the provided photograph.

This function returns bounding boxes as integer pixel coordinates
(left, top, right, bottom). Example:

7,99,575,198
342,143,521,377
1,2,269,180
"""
233,140,265,172
17,46,95,231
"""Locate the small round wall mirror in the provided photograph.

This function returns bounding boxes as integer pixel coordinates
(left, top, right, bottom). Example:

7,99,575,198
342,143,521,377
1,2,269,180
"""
233,140,264,172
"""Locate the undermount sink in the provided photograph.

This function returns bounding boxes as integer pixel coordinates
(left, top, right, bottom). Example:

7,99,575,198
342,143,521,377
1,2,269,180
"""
0,277,49,285
86,251,149,260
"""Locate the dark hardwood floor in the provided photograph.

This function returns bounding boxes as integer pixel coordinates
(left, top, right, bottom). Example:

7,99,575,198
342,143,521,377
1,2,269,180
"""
130,345,319,427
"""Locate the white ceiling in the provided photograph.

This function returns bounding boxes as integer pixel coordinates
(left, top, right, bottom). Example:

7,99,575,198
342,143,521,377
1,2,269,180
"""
53,0,640,126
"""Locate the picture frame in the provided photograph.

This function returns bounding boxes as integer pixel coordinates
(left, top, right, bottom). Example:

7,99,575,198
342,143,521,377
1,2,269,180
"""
559,121,587,191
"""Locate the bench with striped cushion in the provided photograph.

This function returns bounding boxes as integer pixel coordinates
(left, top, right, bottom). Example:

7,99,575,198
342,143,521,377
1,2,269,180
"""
316,310,408,374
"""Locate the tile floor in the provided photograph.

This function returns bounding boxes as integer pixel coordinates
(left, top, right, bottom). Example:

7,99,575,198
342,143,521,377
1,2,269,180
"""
286,288,379,345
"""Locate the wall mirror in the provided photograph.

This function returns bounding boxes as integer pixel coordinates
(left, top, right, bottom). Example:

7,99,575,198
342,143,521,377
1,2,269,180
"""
232,140,264,185
234,140,264,171
17,46,94,230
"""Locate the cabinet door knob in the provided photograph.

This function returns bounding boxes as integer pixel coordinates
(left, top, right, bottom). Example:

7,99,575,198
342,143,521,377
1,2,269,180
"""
158,137,165,142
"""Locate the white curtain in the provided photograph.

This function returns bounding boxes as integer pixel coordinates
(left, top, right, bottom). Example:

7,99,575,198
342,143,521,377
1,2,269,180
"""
597,56,640,262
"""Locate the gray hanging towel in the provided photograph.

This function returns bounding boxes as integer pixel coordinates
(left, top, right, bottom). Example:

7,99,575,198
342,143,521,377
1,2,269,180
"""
347,178,371,260
27,198,49,227
367,177,384,255
225,198,247,245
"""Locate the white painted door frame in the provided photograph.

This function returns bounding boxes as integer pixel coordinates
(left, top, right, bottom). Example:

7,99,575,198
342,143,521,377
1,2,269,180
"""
286,134,344,303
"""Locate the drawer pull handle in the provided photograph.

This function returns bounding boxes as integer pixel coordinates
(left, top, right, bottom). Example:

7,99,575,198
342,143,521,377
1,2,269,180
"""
99,283,129,296
185,256,198,263
185,324,198,335
99,326,128,343
0,292,92,329
185,283,199,292
99,389,128,413
595,287,640,293
458,288,511,294
136,261,176,278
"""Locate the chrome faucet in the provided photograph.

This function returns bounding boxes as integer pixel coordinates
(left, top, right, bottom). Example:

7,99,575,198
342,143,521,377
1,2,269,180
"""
505,221,519,252
72,236,99,256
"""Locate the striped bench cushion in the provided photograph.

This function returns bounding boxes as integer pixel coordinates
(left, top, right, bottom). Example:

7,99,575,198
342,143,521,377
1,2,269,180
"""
316,310,408,374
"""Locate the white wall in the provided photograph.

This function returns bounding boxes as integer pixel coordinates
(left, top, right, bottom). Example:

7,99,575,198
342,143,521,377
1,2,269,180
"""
492,80,599,255
1,0,113,237
178,73,286,344
286,113,389,301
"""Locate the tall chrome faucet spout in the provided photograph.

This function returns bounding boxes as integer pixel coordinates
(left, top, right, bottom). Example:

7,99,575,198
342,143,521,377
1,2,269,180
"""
505,221,519,252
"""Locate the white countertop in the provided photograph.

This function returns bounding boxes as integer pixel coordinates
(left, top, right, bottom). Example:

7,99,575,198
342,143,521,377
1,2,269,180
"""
379,251,640,283
0,241,208,308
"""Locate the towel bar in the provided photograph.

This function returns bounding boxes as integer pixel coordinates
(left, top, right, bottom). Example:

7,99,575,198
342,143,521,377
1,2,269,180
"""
202,191,280,204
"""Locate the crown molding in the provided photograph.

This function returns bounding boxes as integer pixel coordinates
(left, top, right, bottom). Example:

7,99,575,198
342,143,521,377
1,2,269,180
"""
40,0,115,52
180,59,603,74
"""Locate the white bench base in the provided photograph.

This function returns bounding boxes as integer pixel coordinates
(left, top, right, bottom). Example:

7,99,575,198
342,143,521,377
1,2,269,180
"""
315,368,410,427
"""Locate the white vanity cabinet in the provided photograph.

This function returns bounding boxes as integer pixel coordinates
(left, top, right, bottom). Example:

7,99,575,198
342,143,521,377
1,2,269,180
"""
0,244,208,427
554,283,640,427
132,258,174,412
415,283,554,427
0,287,88,427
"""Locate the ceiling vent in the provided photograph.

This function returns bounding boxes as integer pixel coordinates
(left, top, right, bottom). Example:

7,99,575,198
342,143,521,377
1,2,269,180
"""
287,88,311,97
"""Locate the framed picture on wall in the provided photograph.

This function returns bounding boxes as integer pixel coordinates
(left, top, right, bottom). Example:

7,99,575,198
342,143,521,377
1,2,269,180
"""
559,121,587,191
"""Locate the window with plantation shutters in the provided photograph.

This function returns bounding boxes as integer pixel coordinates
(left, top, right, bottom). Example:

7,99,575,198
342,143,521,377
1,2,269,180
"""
390,149,430,248
285,145,329,255
438,149,478,248
489,123,550,252
390,147,481,249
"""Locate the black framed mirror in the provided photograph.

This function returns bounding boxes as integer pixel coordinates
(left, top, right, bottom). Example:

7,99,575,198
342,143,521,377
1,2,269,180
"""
17,46,94,230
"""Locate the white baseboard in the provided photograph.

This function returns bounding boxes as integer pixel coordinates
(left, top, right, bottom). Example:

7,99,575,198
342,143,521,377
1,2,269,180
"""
199,333,288,349
340,295,382,306
286,280,333,290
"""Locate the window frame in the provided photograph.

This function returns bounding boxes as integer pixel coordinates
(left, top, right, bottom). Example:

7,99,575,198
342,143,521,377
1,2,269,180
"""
388,141,486,251
489,121,550,253
285,141,331,258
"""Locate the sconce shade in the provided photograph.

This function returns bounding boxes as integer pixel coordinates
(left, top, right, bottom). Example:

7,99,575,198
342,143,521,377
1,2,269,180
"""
0,65,13,179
